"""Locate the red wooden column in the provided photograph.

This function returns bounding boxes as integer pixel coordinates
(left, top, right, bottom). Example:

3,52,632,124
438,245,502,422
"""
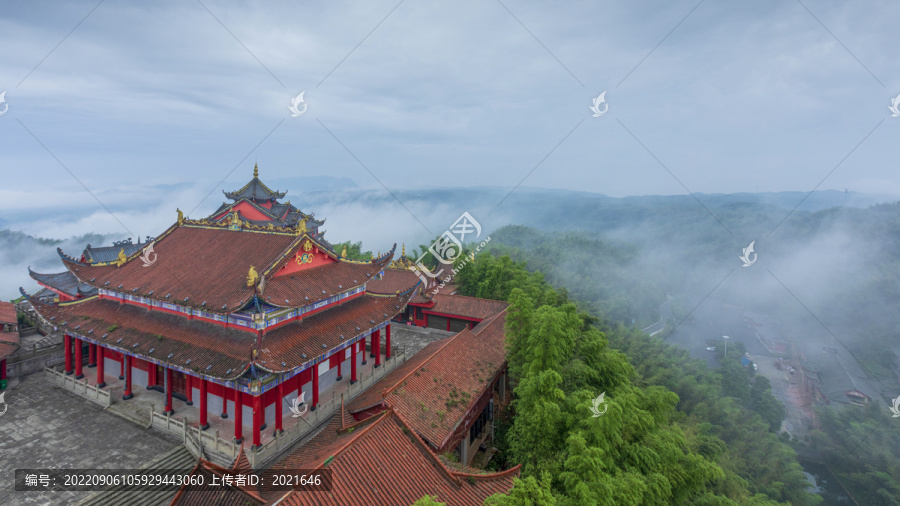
369,331,377,358
374,330,381,368
64,334,73,375
164,368,174,415
311,367,319,411
350,342,358,384
74,338,84,379
119,354,125,380
199,378,209,430
275,383,283,434
221,386,229,419
252,395,262,448
96,346,106,388
234,388,243,444
123,356,134,400
385,324,392,360
148,365,157,389
360,339,367,365
336,354,343,381
185,375,193,406
88,343,96,367
0,358,6,384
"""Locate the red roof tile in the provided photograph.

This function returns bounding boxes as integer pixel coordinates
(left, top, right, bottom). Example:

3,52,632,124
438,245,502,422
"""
346,339,448,414
264,257,391,307
426,293,508,321
170,459,264,506
365,269,420,295
26,291,412,380
384,309,507,450
274,409,519,506
0,302,16,324
60,225,298,312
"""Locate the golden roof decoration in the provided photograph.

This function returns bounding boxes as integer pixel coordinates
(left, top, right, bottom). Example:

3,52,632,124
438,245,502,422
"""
247,265,259,287
177,208,184,226
388,243,415,270
253,163,259,178
115,248,127,267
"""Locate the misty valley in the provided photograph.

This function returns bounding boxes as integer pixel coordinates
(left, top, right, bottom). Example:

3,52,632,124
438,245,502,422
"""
4,188,900,505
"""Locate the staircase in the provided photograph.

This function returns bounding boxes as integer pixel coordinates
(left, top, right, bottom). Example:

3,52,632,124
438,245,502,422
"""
76,445,196,506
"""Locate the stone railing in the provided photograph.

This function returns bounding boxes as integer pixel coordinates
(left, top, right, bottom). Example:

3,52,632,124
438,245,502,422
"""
150,410,240,465
43,366,111,408
247,348,408,469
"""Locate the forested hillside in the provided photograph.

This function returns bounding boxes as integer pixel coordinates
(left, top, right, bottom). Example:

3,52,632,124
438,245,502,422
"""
445,200,900,504
452,255,819,505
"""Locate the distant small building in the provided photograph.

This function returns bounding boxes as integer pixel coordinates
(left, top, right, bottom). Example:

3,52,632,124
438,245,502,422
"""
803,352,876,406
0,301,20,389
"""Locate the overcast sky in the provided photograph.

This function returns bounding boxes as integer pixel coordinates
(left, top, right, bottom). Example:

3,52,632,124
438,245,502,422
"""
1,0,899,234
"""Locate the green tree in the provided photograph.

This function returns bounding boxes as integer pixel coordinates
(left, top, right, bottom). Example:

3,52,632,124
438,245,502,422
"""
484,473,557,505
412,495,446,506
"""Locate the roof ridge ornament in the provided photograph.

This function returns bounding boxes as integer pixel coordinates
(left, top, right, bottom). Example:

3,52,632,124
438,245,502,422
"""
177,208,184,226
115,248,127,267
229,210,242,230
247,265,259,288
253,163,259,178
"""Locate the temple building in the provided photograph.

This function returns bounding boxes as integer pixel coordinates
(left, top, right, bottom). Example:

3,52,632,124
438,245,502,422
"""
24,166,520,502
24,167,411,449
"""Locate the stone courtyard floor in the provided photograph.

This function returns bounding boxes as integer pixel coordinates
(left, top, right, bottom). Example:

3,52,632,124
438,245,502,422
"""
0,373,181,506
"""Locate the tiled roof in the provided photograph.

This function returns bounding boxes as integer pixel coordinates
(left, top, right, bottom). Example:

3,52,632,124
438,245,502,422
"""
60,225,299,312
24,291,412,380
365,268,420,295
83,239,152,263
170,459,264,506
26,296,254,380
0,301,16,324
263,254,393,308
346,339,447,414
224,176,286,201
0,309,20,367
426,293,509,320
409,284,434,305
273,409,519,506
271,407,381,474
34,287,58,302
256,291,413,375
208,198,325,229
28,269,97,298
385,309,507,449
60,225,391,313
0,339,19,361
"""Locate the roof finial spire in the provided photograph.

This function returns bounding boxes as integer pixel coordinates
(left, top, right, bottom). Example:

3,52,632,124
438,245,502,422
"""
401,243,406,257
253,163,258,178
